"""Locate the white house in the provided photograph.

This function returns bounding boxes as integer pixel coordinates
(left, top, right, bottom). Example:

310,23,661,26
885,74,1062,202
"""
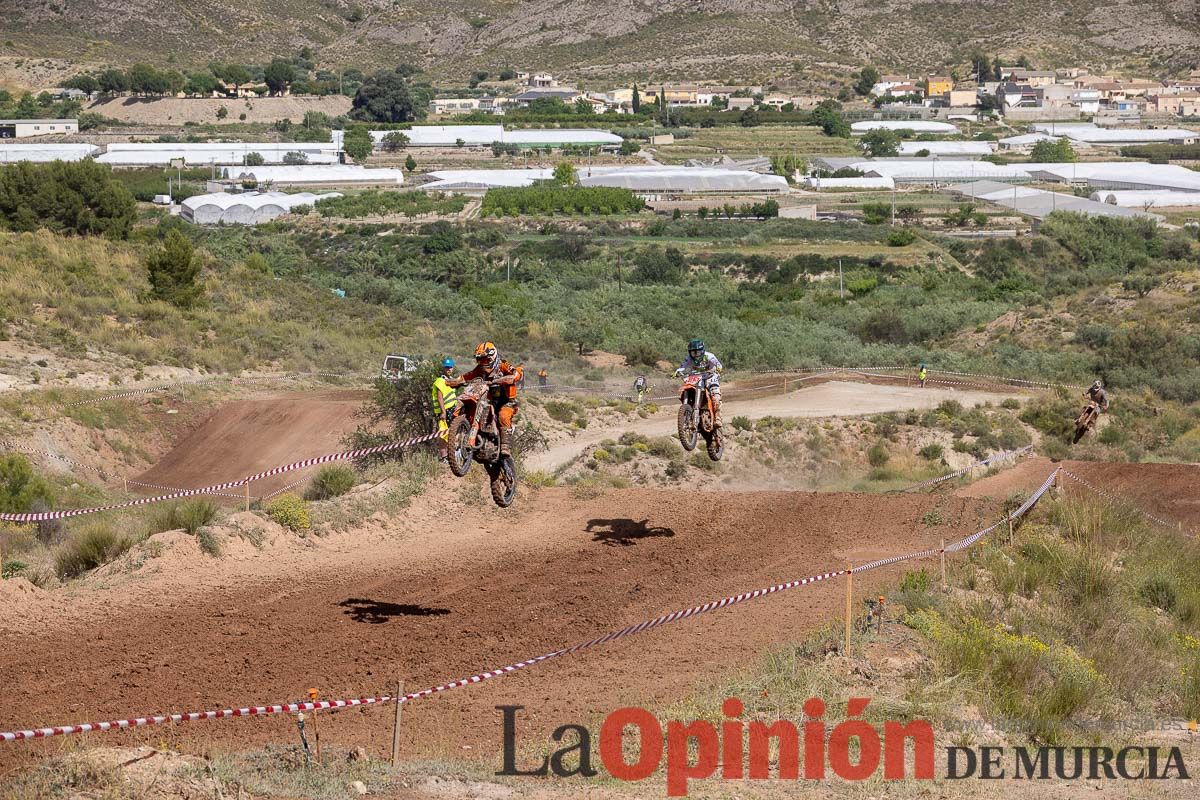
0,118,79,139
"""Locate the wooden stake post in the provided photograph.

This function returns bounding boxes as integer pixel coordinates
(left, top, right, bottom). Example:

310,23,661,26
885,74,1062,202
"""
843,568,853,658
245,481,251,512
391,680,404,768
940,539,947,591
307,688,321,761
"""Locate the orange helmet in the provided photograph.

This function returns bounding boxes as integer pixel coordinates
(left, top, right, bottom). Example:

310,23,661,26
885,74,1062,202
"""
474,341,499,370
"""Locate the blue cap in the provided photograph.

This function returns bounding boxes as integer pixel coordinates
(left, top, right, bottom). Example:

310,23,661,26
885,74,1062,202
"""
442,358,455,369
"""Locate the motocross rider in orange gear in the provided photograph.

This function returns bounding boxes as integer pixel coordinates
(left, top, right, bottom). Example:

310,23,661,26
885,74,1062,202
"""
448,342,523,456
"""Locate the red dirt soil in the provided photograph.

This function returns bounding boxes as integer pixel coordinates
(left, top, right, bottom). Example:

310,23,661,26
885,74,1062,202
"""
0,487,1000,771
959,456,1200,530
134,390,368,497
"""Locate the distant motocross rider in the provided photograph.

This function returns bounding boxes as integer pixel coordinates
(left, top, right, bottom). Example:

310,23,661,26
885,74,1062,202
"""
674,339,724,428
1085,379,1110,413
448,342,524,457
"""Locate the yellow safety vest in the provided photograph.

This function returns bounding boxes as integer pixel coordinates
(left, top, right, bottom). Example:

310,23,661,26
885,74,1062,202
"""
431,376,457,410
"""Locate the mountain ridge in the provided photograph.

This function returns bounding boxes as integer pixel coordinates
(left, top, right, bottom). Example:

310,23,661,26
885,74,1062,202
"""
4,1,1198,84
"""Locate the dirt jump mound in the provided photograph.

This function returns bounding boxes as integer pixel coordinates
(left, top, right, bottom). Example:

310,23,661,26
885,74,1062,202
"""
136,390,367,497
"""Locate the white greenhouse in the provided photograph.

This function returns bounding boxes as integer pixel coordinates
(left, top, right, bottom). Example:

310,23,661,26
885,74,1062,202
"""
221,165,404,187
851,120,959,135
0,143,100,163
181,191,341,225
1091,190,1200,208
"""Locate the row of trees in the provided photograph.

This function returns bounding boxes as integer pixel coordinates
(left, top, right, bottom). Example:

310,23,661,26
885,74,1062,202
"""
0,89,83,123
63,50,364,99
481,186,646,216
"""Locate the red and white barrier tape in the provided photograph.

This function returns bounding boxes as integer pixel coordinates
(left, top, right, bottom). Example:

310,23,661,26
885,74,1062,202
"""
1060,469,1191,535
0,432,439,523
0,467,1062,744
894,445,1033,493
259,471,316,503
124,479,246,501
0,441,111,477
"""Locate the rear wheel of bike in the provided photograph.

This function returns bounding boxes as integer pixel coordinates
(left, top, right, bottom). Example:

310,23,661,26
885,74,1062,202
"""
677,404,698,451
448,416,473,477
705,429,724,462
1073,423,1088,444
489,455,517,508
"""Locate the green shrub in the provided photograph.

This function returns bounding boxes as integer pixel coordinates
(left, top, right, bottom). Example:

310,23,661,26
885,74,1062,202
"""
0,454,55,515
2,559,29,578
887,229,917,247
918,443,944,461
197,529,221,557
867,440,890,467
0,160,136,238
55,524,131,579
306,464,357,500
1138,574,1178,612
266,493,311,532
893,569,935,612
545,401,578,423
149,499,218,535
647,437,676,458
592,447,611,461
731,416,753,431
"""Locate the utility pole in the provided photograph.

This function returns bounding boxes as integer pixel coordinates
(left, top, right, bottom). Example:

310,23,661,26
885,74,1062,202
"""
839,258,844,299
616,252,623,291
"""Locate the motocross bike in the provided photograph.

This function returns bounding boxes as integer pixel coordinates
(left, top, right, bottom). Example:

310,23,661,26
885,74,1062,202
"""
677,371,724,461
1073,400,1100,444
446,379,518,508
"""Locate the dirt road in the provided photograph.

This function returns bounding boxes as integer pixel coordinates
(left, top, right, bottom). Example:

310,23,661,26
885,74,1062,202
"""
0,484,1000,770
529,380,1022,472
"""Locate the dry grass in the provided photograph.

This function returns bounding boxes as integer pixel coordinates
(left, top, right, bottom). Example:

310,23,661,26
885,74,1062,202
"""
0,230,410,379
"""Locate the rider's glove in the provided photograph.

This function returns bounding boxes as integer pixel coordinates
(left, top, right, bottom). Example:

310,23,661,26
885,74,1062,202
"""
674,368,685,377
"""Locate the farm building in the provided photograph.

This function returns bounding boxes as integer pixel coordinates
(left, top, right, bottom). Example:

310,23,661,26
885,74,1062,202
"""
419,166,784,195
948,180,1161,222
850,120,958,135
856,159,1032,184
221,165,404,188
181,191,340,225
0,119,79,139
1091,190,1200,208
345,126,623,149
1029,123,1199,146
0,143,99,162
578,168,787,194
804,176,896,190
1029,163,1200,192
895,141,994,157
97,142,340,167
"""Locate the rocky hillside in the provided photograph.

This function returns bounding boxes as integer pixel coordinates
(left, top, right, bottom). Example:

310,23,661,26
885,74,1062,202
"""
4,0,1198,84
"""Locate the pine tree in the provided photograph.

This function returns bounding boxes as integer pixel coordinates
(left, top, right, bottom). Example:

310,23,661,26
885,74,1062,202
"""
147,230,203,308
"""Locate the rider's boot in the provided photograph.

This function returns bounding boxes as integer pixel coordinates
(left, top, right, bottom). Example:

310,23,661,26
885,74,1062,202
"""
713,405,723,429
499,425,513,457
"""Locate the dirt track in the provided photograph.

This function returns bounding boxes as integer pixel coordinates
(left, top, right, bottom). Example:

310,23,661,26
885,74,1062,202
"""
530,380,1021,472
960,456,1200,529
135,390,368,496
0,485,1000,770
